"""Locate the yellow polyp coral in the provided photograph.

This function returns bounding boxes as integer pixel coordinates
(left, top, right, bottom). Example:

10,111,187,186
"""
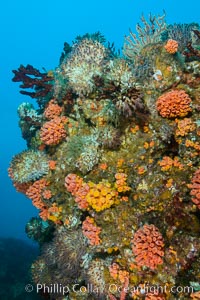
130,125,139,134
85,173,131,212
117,158,125,168
47,203,63,223
86,181,118,212
107,246,119,254
65,173,131,212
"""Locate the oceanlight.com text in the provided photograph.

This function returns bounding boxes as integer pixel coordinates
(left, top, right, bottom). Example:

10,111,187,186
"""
25,282,195,296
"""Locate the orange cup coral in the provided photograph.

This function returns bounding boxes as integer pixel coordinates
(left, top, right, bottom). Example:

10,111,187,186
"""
114,173,131,193
156,90,192,118
26,179,48,211
132,224,164,270
175,118,196,137
40,116,67,145
189,169,200,209
109,263,129,284
164,39,178,54
44,99,63,120
82,216,101,245
65,173,83,195
65,173,89,209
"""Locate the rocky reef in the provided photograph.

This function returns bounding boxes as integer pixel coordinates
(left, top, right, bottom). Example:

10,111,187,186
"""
9,13,200,300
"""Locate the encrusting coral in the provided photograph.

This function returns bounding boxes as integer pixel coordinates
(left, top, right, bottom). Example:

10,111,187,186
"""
189,169,200,209
164,39,178,54
156,89,192,118
132,224,164,270
9,12,200,300
82,216,101,245
44,99,63,119
40,116,68,145
26,178,49,219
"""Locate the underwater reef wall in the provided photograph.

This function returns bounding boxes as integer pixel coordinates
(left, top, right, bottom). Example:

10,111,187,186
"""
9,13,200,300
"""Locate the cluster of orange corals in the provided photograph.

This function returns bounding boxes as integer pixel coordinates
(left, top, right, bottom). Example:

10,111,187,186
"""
65,173,83,195
137,166,147,175
156,90,192,118
185,139,200,152
44,99,63,119
109,263,129,284
114,173,131,193
26,178,52,220
132,224,164,270
65,173,130,212
26,179,62,222
164,39,178,54
82,216,101,245
65,173,89,209
39,203,62,223
175,118,196,137
189,168,200,209
109,262,119,280
26,178,48,209
40,116,68,145
158,156,184,171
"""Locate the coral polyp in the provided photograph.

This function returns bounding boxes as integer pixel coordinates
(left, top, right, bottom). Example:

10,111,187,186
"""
9,13,200,300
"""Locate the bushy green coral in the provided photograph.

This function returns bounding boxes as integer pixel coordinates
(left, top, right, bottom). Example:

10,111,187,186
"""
54,132,101,175
61,38,108,96
71,133,101,174
105,58,139,92
10,150,49,183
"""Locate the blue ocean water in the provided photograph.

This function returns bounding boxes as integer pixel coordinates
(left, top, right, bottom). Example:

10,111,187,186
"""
1,0,199,242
